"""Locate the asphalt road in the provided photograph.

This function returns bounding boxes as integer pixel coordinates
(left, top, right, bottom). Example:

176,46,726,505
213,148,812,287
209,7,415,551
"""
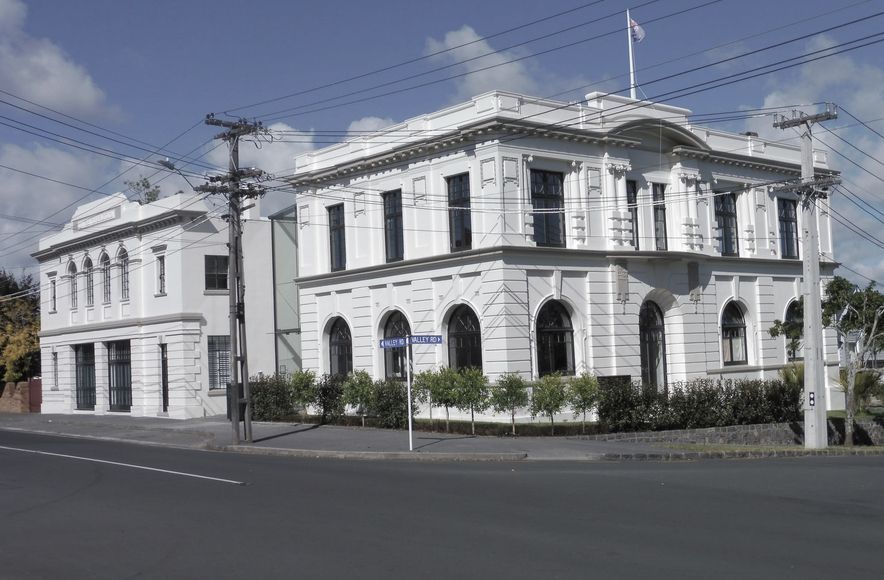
1,431,882,580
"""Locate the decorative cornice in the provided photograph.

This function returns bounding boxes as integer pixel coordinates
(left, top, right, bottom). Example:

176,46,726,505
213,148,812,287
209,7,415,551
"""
39,312,206,338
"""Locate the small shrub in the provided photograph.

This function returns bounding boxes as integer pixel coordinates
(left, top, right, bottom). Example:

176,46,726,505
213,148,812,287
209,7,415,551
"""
370,379,412,429
290,370,316,422
315,373,345,424
250,373,295,421
342,370,374,427
491,373,530,436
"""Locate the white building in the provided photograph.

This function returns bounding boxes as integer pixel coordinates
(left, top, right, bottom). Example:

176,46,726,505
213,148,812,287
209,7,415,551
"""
287,91,842,408
34,193,275,418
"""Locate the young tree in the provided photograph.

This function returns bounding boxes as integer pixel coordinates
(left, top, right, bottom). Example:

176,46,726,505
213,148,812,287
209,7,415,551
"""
0,270,40,382
342,370,374,427
822,277,884,446
453,367,490,435
124,176,162,204
491,373,530,436
768,297,803,360
412,368,437,424
425,366,459,432
289,369,316,423
568,373,600,434
530,373,568,435
315,373,345,424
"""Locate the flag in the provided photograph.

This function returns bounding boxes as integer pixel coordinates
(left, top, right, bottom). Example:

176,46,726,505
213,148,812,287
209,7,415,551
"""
630,19,645,43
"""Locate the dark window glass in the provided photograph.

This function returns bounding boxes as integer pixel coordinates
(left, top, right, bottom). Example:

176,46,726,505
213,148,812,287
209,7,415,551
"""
68,263,77,309
778,198,799,259
157,255,166,294
118,250,129,301
652,183,667,251
785,301,803,361
205,255,229,290
530,170,566,247
329,317,353,376
84,258,94,307
722,302,748,365
384,311,411,380
536,300,574,376
328,204,346,271
107,340,132,411
639,301,667,392
715,192,739,256
448,305,482,371
208,335,231,390
626,179,639,250
50,279,57,311
101,254,111,303
383,190,404,262
448,174,472,252
74,343,95,410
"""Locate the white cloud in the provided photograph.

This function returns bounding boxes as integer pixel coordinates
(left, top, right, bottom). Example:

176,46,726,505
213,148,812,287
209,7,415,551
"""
0,143,116,270
347,116,396,134
0,0,115,119
744,35,884,286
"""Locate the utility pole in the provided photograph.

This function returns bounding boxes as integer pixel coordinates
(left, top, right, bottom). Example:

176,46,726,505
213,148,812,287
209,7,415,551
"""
197,114,266,444
773,104,840,449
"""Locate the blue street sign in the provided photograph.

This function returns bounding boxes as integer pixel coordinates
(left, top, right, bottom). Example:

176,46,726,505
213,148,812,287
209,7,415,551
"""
408,335,443,345
379,337,407,349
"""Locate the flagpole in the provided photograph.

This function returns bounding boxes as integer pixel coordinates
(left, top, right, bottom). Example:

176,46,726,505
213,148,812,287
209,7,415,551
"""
627,9,637,100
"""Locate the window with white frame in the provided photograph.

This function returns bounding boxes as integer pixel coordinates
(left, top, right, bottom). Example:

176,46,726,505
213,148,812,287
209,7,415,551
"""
67,262,78,309
721,302,748,365
156,255,166,295
100,253,111,303
208,335,230,390
118,249,129,301
84,258,94,307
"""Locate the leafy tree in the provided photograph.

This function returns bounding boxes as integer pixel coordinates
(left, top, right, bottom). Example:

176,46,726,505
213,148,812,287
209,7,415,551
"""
530,373,568,435
342,370,374,427
822,276,884,446
124,176,161,204
453,367,490,435
768,297,803,360
315,373,345,424
420,366,459,432
0,270,40,382
289,369,316,423
369,379,411,429
491,373,530,436
568,373,599,434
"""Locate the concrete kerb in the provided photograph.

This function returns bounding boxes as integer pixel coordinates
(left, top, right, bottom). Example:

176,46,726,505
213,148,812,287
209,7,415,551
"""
0,426,218,452
222,444,528,462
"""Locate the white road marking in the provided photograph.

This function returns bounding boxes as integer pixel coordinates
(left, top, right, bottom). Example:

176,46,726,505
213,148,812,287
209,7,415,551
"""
0,445,246,486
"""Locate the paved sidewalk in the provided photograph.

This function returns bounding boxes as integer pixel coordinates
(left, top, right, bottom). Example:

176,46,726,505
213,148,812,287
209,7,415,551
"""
2,413,883,461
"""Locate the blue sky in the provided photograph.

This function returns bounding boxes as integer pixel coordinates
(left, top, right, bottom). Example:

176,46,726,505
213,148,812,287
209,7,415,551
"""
2,0,883,285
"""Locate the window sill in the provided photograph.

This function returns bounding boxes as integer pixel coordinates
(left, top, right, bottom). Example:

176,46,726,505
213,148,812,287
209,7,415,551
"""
208,389,227,397
154,292,167,298
204,289,229,296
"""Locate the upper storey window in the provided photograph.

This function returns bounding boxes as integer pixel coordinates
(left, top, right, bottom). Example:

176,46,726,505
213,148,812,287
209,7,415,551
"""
328,204,346,272
205,255,229,291
715,192,739,256
383,190,404,263
447,174,472,252
626,179,639,250
530,170,565,248
778,198,799,259
652,183,667,251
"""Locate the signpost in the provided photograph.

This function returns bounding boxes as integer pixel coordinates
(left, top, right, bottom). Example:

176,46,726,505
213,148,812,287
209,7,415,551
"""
378,334,443,451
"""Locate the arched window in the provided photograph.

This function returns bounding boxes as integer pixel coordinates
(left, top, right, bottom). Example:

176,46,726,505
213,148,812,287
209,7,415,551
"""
83,257,94,307
384,311,411,380
639,301,667,391
784,300,802,361
722,302,747,365
67,262,78,309
118,249,129,301
448,305,482,371
536,300,574,376
100,253,111,303
329,317,353,376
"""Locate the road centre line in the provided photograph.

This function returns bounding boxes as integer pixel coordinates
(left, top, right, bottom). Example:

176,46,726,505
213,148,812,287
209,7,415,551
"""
0,445,246,486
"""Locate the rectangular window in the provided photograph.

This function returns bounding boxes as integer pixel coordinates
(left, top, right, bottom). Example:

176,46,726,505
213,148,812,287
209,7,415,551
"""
120,256,129,301
778,198,799,259
715,192,739,256
70,272,77,309
74,343,95,410
156,255,166,295
50,279,57,312
52,352,58,391
107,340,132,412
382,190,404,262
652,183,667,251
205,255,229,290
447,173,472,252
530,169,565,247
102,259,111,304
626,179,639,250
85,267,94,307
328,204,346,271
208,335,231,390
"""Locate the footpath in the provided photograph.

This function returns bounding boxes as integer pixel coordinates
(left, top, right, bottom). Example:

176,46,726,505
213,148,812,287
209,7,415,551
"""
1,413,882,462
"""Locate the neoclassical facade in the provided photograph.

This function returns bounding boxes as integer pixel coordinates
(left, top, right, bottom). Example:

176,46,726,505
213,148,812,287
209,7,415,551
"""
34,193,274,418
286,91,842,408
